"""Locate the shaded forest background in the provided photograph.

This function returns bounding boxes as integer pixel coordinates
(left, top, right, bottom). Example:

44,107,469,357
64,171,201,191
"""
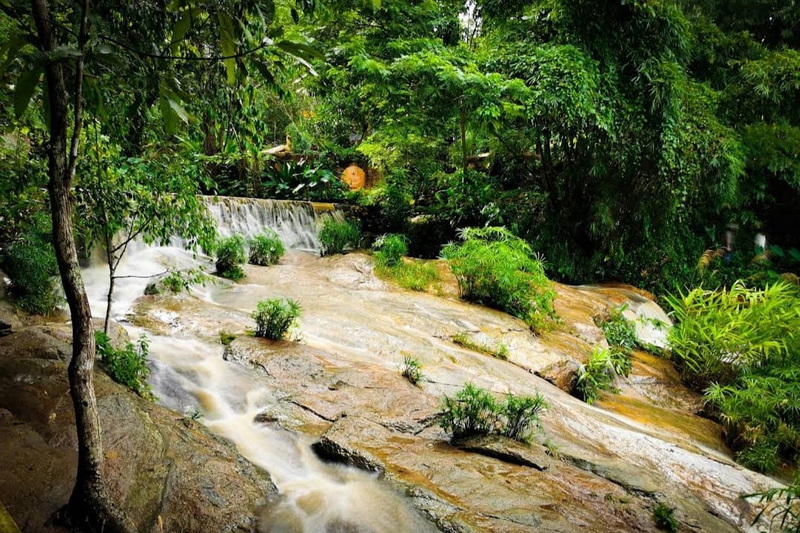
1,0,798,295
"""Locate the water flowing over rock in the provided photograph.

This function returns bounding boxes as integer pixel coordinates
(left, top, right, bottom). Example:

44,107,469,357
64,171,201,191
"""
0,198,783,532
204,196,343,253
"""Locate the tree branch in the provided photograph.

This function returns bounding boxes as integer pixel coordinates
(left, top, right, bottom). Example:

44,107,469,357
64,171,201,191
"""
99,34,272,61
65,0,89,181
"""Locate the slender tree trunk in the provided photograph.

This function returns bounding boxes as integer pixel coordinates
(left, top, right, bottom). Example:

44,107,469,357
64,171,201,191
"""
104,267,115,334
460,104,468,173
31,0,134,531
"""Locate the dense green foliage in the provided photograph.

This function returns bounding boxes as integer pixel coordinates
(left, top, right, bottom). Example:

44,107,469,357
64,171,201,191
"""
1,228,62,314
215,235,248,280
318,219,361,256
249,230,286,266
95,331,153,400
440,383,546,443
252,298,301,340
442,227,556,331
667,282,800,472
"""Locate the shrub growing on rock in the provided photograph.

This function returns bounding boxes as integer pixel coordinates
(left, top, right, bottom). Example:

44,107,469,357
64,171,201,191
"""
95,330,153,400
252,298,301,340
319,219,361,256
441,227,556,332
373,233,407,267
440,383,546,443
215,235,247,280
249,230,285,266
573,348,618,404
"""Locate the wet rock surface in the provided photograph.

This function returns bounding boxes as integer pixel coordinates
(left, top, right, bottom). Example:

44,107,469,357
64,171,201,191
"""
0,324,276,533
0,252,783,533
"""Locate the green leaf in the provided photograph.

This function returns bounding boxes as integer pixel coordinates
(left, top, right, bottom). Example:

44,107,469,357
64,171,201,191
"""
14,65,42,118
275,40,325,61
167,97,190,124
0,36,30,80
218,12,236,85
172,8,195,51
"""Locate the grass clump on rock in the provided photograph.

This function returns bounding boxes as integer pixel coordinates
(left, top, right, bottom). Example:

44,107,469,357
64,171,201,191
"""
441,227,556,332
249,230,285,266
252,298,301,340
400,355,423,385
373,233,441,292
215,234,247,280
440,383,546,443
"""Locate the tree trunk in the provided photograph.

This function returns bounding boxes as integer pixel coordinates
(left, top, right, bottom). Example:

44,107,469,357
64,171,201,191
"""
104,266,115,334
31,0,134,531
460,104,468,173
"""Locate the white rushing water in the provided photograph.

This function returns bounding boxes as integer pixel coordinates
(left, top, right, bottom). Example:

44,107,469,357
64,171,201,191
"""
82,197,435,533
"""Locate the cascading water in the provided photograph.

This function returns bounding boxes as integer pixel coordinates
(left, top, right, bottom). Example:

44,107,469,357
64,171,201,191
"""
206,196,343,253
81,197,435,533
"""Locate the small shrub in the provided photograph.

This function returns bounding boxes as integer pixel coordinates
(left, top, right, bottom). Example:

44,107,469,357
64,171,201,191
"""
319,219,361,256
219,331,237,346
400,356,423,385
215,234,247,280
452,331,509,360
95,331,153,399
441,383,503,439
574,348,617,404
652,503,679,532
440,383,546,443
252,298,301,340
249,230,285,266
2,230,62,314
595,305,638,351
373,234,408,267
441,227,556,332
502,392,546,442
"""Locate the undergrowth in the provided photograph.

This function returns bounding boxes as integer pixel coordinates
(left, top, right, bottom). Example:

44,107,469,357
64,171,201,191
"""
573,347,623,404
215,234,247,280
2,229,62,314
400,355,423,385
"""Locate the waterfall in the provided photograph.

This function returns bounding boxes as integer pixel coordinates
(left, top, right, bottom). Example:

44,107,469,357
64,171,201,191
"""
205,196,343,253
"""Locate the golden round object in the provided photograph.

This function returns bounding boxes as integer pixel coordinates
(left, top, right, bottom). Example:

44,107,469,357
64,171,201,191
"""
341,164,366,190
